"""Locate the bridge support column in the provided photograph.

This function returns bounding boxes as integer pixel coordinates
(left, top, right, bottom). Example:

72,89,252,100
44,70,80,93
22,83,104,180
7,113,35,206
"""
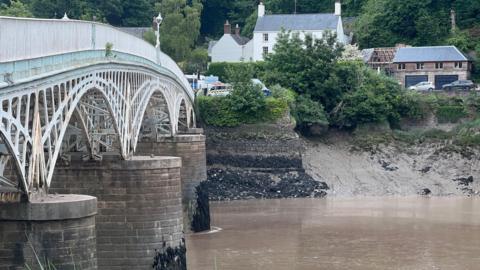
51,156,185,270
0,195,97,270
136,131,209,232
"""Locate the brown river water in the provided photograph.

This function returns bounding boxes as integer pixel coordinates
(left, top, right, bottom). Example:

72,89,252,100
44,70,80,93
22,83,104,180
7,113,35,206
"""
186,197,480,270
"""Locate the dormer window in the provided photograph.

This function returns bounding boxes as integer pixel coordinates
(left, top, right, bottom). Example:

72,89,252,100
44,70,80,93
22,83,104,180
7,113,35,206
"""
263,33,269,42
435,62,443,69
416,63,424,70
455,62,463,69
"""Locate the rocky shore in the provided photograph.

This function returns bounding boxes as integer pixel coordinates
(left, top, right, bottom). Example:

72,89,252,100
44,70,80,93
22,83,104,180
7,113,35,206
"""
203,122,480,200
204,124,329,201
204,168,328,201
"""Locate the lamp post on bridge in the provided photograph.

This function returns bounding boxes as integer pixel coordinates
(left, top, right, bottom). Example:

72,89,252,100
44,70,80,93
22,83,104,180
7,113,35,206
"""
153,12,163,49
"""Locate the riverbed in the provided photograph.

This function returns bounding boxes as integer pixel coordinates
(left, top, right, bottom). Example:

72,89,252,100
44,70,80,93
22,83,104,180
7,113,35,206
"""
186,197,480,270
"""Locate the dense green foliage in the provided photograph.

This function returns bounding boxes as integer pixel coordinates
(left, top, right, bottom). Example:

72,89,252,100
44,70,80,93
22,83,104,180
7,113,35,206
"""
262,31,429,130
0,0,31,16
157,0,203,62
197,65,290,127
206,62,266,82
355,0,480,48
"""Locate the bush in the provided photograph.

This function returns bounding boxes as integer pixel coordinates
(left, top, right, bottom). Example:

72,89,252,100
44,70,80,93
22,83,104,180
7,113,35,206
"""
196,94,289,127
264,97,289,121
206,62,266,82
196,96,240,127
292,95,329,130
436,105,468,123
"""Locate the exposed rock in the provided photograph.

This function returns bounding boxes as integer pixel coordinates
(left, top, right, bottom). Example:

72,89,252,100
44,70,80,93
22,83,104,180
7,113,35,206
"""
152,239,187,270
418,188,431,195
420,166,431,173
204,169,329,201
379,160,398,171
453,176,474,186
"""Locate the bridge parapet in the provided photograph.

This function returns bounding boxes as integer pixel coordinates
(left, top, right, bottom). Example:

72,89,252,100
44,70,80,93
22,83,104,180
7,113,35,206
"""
0,16,193,101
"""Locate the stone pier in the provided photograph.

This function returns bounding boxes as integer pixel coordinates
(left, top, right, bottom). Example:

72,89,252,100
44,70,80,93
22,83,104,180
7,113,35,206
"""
51,155,184,270
136,132,209,232
0,194,97,270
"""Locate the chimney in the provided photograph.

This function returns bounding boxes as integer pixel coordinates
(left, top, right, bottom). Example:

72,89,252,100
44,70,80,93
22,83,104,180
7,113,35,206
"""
258,2,265,17
334,0,341,16
224,20,231,35
451,9,457,32
235,24,240,35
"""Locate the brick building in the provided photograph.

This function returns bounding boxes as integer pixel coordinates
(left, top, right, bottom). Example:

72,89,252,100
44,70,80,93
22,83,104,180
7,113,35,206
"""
392,46,472,89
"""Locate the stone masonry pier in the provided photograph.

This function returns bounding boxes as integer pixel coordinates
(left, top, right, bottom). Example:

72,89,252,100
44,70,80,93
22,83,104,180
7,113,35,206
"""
0,194,97,270
51,156,184,270
136,133,208,232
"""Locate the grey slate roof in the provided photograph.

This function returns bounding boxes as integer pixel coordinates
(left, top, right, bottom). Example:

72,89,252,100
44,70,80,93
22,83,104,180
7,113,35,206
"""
231,34,250,45
393,46,468,63
361,48,374,63
254,14,339,32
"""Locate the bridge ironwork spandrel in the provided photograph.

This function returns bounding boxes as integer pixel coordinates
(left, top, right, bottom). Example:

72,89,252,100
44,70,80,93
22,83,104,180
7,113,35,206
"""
0,17,196,199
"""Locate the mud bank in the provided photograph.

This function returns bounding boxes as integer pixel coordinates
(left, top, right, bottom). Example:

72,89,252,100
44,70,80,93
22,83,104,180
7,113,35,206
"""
304,133,480,197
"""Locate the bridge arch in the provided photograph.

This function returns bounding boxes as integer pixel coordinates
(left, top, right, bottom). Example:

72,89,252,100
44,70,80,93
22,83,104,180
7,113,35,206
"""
0,17,197,199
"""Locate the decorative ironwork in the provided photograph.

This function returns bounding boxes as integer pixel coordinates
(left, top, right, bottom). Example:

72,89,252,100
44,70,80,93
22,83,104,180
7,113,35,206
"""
0,66,195,198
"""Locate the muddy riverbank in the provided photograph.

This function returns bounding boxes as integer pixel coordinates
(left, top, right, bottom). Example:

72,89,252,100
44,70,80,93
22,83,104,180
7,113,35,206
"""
304,132,480,197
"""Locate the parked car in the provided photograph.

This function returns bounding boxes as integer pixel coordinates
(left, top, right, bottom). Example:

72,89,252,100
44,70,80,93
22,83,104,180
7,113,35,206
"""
251,79,271,96
442,80,475,91
408,81,435,91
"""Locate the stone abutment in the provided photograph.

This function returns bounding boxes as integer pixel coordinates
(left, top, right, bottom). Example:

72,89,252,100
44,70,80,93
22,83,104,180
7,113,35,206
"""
51,155,184,270
136,132,209,232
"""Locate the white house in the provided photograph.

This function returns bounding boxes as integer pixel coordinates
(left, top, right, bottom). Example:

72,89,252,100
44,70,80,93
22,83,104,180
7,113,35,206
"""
252,1,347,61
208,21,253,62
209,0,348,63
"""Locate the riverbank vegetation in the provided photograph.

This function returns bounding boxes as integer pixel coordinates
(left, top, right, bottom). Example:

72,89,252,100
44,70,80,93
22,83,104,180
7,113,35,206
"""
199,31,480,135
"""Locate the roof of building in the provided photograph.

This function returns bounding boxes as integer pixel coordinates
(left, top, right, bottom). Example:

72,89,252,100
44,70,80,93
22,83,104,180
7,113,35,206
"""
231,34,250,45
361,48,374,63
208,40,217,54
393,46,469,63
254,14,340,32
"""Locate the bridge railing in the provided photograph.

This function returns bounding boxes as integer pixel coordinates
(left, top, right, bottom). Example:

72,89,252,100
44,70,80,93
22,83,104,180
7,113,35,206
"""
0,17,193,100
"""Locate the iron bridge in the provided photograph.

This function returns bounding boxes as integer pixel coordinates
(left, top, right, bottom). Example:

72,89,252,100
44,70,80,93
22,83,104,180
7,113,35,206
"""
0,17,196,200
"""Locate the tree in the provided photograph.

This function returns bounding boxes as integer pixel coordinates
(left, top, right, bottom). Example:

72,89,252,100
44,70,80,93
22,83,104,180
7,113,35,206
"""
227,64,266,121
263,31,344,111
184,48,209,74
157,0,203,62
292,95,329,130
354,0,452,48
0,0,33,17
121,0,151,26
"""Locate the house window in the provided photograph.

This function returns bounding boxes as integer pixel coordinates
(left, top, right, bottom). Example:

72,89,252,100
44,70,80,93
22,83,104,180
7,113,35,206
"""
398,63,406,70
455,62,463,68
263,46,269,55
263,33,268,42
435,62,443,69
416,63,424,70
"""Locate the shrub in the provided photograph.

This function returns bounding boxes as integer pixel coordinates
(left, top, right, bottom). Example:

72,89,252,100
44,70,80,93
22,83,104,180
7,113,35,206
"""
264,97,289,121
196,96,239,127
292,95,329,129
206,62,265,82
436,105,468,123
270,85,296,106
